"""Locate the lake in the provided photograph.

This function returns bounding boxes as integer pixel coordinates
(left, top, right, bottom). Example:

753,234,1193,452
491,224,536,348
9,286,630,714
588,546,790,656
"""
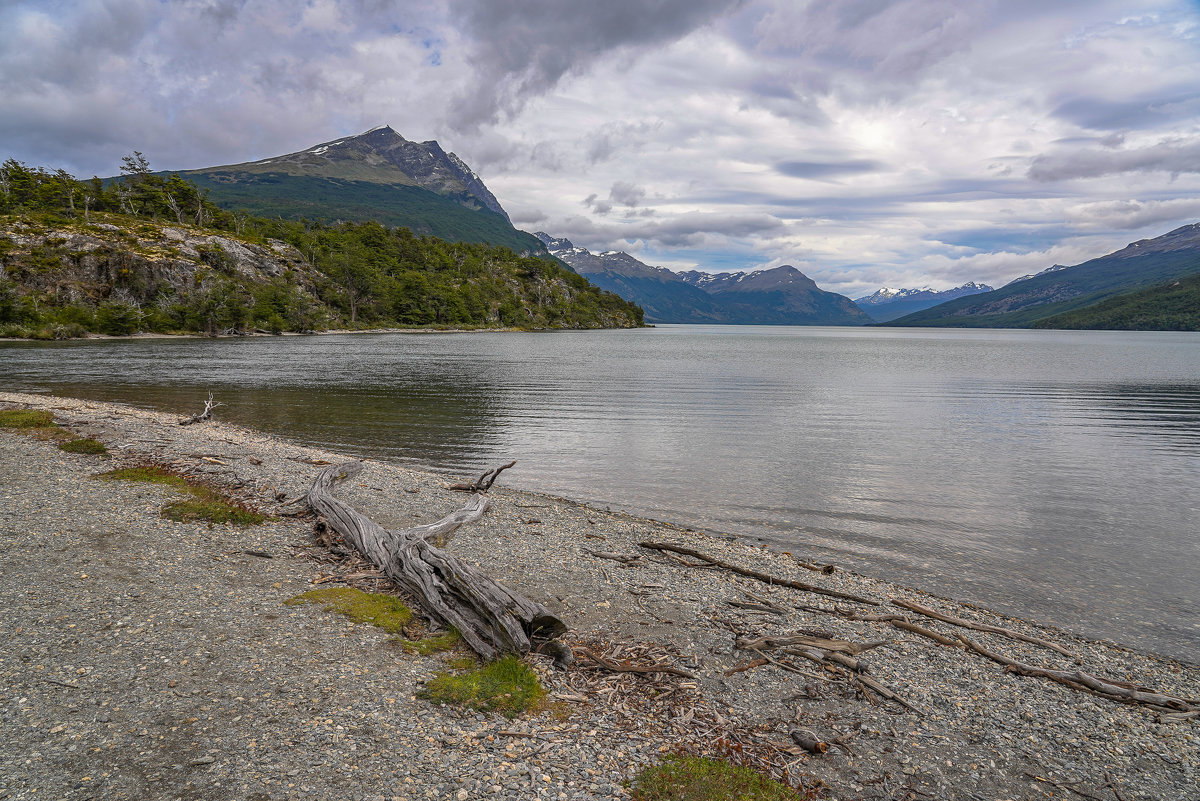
3,325,1198,663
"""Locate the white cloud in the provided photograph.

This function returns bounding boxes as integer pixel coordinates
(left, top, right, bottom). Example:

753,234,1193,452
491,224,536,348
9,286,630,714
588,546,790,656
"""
2,0,1200,293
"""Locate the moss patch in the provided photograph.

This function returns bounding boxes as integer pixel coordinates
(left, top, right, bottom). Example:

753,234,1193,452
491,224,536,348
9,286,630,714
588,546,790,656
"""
58,437,108,455
398,628,462,655
419,655,545,718
97,464,264,526
96,465,189,488
630,755,809,801
285,587,414,633
0,409,56,428
162,488,266,526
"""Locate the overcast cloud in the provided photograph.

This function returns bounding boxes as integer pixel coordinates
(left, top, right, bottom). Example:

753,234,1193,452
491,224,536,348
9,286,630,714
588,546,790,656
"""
3,0,1199,294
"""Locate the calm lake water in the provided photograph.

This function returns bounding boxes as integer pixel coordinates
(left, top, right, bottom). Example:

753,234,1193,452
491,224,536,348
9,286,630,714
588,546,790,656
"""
3,326,1199,663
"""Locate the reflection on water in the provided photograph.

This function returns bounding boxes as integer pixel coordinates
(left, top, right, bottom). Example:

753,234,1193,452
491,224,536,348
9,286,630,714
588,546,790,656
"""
2,326,1199,663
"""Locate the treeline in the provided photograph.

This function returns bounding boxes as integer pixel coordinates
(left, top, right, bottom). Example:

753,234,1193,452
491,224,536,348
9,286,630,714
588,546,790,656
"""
1033,273,1200,331
0,157,643,337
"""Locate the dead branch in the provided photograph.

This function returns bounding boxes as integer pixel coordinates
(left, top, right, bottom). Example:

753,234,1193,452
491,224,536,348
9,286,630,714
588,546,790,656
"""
889,619,962,648
789,729,828,754
585,550,644,566
448,460,516,492
958,635,1194,712
179,392,224,426
639,542,880,605
723,657,770,676
575,646,696,678
306,461,566,661
855,674,924,716
735,633,885,656
892,599,1076,660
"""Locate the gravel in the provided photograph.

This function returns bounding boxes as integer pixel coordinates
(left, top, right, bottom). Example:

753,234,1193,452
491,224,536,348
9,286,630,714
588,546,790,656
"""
1,390,1197,801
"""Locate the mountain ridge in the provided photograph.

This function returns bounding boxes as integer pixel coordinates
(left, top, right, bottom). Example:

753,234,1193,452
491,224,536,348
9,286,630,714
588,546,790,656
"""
176,126,545,254
536,234,870,325
854,282,994,323
887,223,1200,328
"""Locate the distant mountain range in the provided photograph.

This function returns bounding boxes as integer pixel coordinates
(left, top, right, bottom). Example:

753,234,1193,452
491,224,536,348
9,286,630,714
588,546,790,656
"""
175,126,547,255
887,223,1200,328
853,283,993,323
536,234,870,325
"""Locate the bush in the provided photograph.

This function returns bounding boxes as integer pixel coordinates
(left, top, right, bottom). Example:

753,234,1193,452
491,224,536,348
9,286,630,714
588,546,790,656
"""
94,301,141,335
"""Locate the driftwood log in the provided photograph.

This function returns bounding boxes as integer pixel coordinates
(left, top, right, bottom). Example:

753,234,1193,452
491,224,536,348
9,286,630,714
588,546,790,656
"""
893,599,1076,660
306,461,567,661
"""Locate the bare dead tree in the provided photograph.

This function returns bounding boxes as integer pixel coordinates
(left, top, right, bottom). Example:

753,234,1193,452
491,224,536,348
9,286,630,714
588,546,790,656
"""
179,392,225,425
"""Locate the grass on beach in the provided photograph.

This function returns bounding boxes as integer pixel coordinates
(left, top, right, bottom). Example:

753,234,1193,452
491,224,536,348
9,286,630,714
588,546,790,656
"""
0,409,56,428
630,755,812,801
58,437,108,454
2,407,107,454
285,587,414,633
419,655,546,718
96,464,265,526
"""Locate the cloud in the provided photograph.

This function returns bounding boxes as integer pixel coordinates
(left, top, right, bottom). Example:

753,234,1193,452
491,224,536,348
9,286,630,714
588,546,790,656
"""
443,0,743,129
608,181,646,207
1051,89,1200,131
1029,138,1200,181
776,159,884,180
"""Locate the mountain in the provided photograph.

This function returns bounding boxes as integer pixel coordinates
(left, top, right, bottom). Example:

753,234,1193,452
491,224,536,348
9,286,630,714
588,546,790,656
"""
677,266,872,325
177,126,547,255
887,223,1200,328
854,282,993,323
1006,264,1068,285
537,234,869,325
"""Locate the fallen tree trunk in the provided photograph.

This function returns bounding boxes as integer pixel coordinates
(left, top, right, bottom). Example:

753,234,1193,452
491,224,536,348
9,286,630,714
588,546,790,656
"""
306,461,567,661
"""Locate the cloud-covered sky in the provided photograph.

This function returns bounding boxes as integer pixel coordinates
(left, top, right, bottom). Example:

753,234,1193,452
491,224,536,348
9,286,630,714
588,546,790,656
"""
4,0,1200,295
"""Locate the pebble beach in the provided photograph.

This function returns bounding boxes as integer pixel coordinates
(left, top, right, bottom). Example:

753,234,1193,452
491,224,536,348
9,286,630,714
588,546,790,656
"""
1,390,1196,801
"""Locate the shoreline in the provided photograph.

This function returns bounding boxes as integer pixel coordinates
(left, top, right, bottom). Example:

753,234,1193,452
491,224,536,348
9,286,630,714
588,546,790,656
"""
2,390,1197,800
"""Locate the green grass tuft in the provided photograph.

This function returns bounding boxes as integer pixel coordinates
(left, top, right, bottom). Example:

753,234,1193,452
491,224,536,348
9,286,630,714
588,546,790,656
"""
398,628,462,655
162,488,266,526
419,655,545,718
97,464,264,525
58,438,108,455
96,465,189,488
630,755,809,801
0,409,56,428
285,587,414,633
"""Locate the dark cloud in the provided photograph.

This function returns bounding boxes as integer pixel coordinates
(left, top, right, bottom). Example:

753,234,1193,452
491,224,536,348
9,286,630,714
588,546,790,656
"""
445,0,743,129
1029,139,1200,181
776,159,883,179
1052,89,1200,131
608,181,646,207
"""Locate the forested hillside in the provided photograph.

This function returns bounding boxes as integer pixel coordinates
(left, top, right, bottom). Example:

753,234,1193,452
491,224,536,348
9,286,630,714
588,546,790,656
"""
0,157,643,338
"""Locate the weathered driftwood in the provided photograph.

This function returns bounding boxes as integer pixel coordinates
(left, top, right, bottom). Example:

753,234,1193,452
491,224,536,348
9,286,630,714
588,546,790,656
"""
639,541,880,605
957,635,1195,713
575,646,696,678
889,619,963,648
790,729,828,754
448,460,516,493
893,599,1076,660
306,461,567,661
179,392,224,426
735,633,885,656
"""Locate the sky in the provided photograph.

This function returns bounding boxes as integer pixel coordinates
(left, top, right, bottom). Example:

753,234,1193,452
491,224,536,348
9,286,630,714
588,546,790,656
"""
3,0,1200,296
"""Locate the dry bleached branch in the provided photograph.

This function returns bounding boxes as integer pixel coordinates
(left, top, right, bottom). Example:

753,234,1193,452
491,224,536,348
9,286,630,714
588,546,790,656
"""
306,461,567,661
179,392,225,426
